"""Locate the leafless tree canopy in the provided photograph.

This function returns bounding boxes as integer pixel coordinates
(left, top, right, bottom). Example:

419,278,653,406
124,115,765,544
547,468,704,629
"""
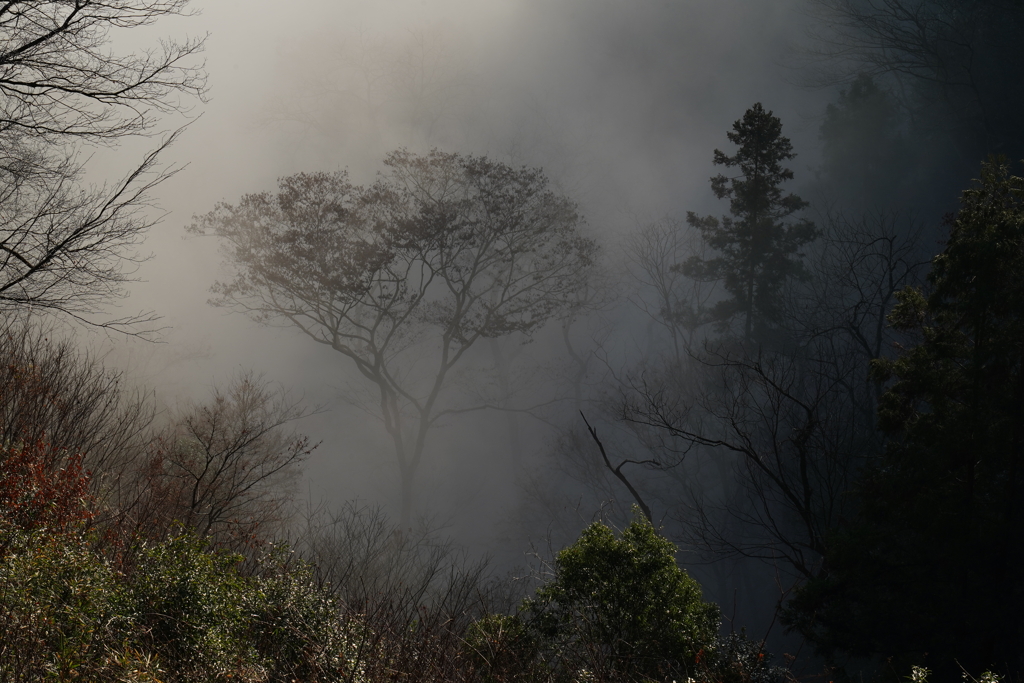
625,217,719,356
191,149,597,525
0,1,205,329
0,132,183,327
606,211,928,584
804,0,1024,154
0,0,207,145
0,319,153,493
623,348,859,580
127,372,316,546
292,502,499,683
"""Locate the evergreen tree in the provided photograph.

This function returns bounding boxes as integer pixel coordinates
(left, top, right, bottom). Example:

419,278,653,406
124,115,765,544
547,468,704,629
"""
683,103,816,340
785,159,1024,678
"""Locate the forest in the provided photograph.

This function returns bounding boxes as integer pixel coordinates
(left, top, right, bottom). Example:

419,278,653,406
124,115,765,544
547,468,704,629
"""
0,0,1023,681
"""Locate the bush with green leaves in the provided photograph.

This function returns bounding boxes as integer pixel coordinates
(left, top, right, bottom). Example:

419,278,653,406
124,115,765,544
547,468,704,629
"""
121,533,367,681
0,518,364,682
0,521,119,681
123,533,263,679
472,517,720,682
244,547,368,681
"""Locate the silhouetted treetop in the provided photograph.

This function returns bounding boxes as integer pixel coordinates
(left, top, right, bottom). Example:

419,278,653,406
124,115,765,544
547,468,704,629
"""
683,103,816,340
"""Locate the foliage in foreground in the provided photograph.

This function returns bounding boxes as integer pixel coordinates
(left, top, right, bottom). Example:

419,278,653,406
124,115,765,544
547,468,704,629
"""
467,516,784,683
0,522,357,682
0,430,797,683
0,441,354,683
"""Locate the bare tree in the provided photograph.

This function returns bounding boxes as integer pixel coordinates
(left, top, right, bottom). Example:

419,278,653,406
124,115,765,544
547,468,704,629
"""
579,412,657,526
625,217,719,359
802,0,1024,158
0,319,153,500
609,212,928,585
292,501,499,683
0,1,206,329
623,347,858,580
519,219,718,541
792,210,928,414
0,132,184,329
0,0,206,145
190,150,597,527
126,372,315,546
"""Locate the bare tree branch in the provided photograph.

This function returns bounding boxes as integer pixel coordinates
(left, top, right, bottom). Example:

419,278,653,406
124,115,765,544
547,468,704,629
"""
0,0,207,145
124,371,317,548
0,128,186,333
580,411,657,527
0,1,205,331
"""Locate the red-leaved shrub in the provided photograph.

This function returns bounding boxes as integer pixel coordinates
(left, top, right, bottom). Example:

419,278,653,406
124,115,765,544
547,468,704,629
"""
0,439,94,536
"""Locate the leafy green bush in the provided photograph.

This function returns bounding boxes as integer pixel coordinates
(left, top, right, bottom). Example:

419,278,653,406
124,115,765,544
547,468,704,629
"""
122,533,261,679
0,439,116,681
0,521,118,680
244,547,367,681
121,533,369,681
0,518,364,682
474,516,720,683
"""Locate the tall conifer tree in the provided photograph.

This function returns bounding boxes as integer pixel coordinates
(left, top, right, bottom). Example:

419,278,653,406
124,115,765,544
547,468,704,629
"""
683,103,816,340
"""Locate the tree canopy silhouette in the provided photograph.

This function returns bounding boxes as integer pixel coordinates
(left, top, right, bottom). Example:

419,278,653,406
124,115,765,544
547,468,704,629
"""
0,0,206,330
190,150,596,526
682,103,815,341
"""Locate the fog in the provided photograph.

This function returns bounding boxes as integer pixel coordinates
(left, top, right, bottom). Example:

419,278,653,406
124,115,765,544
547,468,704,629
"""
64,0,985,659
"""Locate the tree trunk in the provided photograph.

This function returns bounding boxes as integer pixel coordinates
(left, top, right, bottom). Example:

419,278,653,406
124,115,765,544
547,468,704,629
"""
399,468,414,531
490,338,525,473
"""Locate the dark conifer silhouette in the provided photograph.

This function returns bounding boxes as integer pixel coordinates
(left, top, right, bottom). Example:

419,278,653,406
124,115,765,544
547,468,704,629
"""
683,103,816,340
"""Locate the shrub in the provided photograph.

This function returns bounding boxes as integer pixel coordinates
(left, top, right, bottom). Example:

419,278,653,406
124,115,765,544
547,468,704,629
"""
296,501,495,683
0,439,94,537
480,516,721,683
121,533,366,682
0,519,364,682
120,533,259,679
244,547,366,681
0,522,118,681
